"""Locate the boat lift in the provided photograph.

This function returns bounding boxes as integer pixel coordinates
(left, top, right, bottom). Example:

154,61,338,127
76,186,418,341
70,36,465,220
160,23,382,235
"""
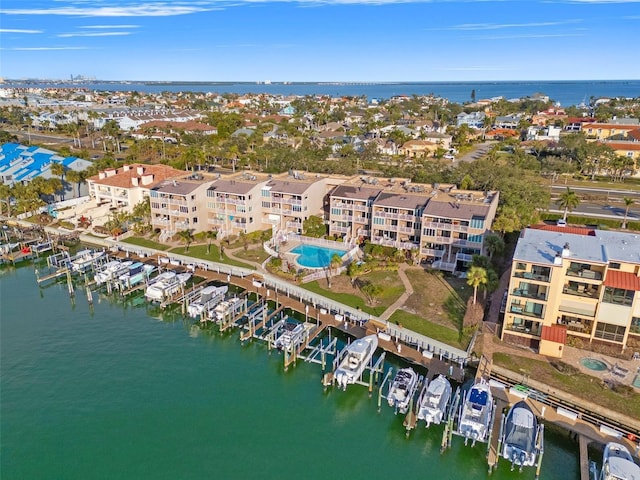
323,341,386,395
492,405,545,478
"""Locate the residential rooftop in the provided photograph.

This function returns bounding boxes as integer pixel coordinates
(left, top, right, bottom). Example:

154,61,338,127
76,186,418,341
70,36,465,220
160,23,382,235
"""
514,227,640,266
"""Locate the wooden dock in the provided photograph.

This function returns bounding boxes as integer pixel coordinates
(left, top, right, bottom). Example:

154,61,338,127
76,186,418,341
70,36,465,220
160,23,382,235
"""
579,435,590,480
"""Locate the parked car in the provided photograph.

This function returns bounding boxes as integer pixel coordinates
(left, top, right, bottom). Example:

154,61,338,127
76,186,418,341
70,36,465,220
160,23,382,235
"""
557,219,567,227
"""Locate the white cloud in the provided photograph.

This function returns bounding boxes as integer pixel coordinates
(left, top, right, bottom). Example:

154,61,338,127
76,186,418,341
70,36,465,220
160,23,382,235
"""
479,32,586,39
445,20,582,31
0,28,43,34
80,24,141,28
1,4,219,17
58,31,132,37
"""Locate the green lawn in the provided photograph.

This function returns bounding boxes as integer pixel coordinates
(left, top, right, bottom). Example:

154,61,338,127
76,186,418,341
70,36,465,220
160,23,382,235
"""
388,310,470,350
122,237,170,251
230,246,271,265
301,270,405,317
168,244,254,270
493,353,640,420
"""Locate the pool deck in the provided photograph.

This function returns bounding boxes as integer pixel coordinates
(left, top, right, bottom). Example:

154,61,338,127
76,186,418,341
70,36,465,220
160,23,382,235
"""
561,345,640,392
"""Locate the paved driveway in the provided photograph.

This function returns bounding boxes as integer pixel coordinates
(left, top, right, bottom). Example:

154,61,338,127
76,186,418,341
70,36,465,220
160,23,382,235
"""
453,141,496,166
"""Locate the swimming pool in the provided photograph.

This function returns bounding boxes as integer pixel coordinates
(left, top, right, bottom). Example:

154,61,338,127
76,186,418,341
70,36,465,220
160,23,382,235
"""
580,358,608,371
290,244,347,269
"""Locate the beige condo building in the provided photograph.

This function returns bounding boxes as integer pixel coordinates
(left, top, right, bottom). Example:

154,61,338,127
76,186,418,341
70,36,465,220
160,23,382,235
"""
501,226,640,357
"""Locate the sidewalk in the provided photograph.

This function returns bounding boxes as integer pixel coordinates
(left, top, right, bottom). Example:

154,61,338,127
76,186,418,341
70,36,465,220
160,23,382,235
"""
378,263,414,321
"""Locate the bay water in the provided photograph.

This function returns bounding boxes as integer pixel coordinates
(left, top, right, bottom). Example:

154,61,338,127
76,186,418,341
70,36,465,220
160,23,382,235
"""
8,80,640,106
1,264,580,479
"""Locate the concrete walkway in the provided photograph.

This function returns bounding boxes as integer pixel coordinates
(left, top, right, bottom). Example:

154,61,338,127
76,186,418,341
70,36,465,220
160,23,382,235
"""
378,263,414,321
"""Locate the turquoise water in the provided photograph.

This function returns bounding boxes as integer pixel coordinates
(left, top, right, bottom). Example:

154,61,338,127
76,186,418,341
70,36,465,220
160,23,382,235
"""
580,358,608,372
289,244,346,268
1,263,579,479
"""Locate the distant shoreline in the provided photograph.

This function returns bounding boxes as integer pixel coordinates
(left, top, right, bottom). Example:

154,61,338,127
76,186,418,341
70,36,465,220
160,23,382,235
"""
3,79,639,106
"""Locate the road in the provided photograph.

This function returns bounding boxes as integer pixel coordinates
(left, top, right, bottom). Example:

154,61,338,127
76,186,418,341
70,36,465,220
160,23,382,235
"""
8,128,74,146
452,141,496,166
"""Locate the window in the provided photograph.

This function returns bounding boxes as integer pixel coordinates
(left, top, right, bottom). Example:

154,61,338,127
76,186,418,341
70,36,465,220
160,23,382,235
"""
631,317,640,334
262,201,271,209
373,217,384,225
609,263,621,270
293,205,302,212
468,234,483,243
423,228,436,236
261,189,270,197
470,216,485,229
594,322,626,343
192,217,198,224
602,287,634,306
331,208,341,216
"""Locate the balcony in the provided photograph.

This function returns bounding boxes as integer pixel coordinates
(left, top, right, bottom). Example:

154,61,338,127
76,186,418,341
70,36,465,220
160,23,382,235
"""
513,271,551,283
398,226,416,234
562,284,599,299
208,218,224,225
511,288,547,301
331,225,349,234
509,302,544,319
566,268,603,281
452,238,483,248
504,321,542,337
421,247,445,257
422,235,454,244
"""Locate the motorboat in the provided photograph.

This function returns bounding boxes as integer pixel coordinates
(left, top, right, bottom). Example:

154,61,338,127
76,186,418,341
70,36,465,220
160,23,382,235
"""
117,262,155,290
209,297,243,322
387,367,419,414
273,320,306,351
145,271,191,302
70,249,106,272
94,260,133,285
502,401,539,470
458,378,494,445
334,334,378,390
416,374,452,427
187,285,228,318
600,442,640,480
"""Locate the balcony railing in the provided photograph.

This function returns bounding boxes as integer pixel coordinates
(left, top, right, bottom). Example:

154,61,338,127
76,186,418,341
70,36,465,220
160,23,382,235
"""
513,271,551,283
422,235,453,244
331,226,349,234
504,323,542,337
512,289,547,301
566,269,603,281
509,304,544,318
562,286,599,299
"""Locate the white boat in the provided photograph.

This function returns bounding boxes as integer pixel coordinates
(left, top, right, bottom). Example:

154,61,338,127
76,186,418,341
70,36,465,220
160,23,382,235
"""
273,320,306,351
334,334,378,390
209,297,243,322
600,442,640,480
502,401,539,469
458,378,494,445
70,249,106,272
187,285,228,318
416,374,452,427
387,367,419,414
94,260,133,285
117,263,155,290
145,272,191,302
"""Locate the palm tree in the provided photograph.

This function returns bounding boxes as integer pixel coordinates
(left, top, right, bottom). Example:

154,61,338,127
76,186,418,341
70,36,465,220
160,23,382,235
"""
204,229,218,254
65,169,88,197
467,266,488,305
327,253,342,288
177,229,194,252
622,197,635,229
557,187,580,221
50,162,66,200
484,233,505,259
0,183,12,217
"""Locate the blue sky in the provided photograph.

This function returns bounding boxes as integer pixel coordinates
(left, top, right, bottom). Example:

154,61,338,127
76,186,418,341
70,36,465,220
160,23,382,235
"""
0,0,639,81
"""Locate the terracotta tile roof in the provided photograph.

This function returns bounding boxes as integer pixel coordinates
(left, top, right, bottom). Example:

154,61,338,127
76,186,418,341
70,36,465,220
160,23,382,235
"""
542,325,567,344
583,123,639,131
603,270,640,291
88,164,186,189
531,224,596,236
603,142,640,151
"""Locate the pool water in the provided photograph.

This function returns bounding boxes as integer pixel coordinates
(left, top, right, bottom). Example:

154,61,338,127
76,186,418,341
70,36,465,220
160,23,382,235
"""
580,358,608,371
290,244,347,268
